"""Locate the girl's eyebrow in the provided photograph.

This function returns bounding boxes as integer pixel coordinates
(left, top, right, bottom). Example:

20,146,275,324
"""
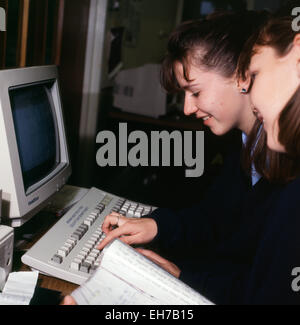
182,83,199,91
249,63,258,73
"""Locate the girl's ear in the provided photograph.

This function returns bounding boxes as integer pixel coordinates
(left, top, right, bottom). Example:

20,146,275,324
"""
237,71,252,93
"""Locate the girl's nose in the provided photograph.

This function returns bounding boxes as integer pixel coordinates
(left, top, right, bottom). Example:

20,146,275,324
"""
183,95,198,116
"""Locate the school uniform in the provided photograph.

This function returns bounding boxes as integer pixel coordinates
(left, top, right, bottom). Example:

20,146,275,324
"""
146,138,300,304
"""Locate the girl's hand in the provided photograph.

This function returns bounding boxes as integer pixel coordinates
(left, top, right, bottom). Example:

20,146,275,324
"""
136,248,181,278
97,212,158,250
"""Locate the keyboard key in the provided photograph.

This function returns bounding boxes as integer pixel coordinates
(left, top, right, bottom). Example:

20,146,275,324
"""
71,231,82,240
91,264,99,273
80,262,91,273
84,218,93,226
78,224,88,233
76,254,85,262
81,247,90,254
85,256,95,264
58,245,70,256
70,259,81,271
51,254,63,264
64,242,73,250
85,242,93,250
91,248,99,256
66,239,77,247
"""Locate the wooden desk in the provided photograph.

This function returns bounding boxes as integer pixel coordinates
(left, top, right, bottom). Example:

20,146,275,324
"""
21,265,78,298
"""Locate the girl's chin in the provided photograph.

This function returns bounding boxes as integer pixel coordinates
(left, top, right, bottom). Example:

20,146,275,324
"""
203,118,229,136
210,127,226,136
266,135,286,153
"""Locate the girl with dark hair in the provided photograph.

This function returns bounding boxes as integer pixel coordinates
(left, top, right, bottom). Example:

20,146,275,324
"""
160,13,262,137
232,12,300,304
240,15,300,159
238,11,300,183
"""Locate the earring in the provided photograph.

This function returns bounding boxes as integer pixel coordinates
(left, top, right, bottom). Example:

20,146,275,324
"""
241,88,247,93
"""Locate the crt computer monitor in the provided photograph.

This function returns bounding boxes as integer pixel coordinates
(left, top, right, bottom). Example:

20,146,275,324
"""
0,65,71,227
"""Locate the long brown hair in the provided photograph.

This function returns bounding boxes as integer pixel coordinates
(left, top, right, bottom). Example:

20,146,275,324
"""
239,14,300,183
242,119,300,183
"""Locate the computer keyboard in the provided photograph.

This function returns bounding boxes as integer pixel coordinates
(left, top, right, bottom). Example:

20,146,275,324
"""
21,187,156,285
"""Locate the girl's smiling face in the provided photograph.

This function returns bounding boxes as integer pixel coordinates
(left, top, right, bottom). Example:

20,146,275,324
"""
248,40,300,152
175,62,255,136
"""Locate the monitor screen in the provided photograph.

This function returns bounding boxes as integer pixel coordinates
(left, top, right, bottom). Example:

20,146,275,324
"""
0,65,71,227
9,80,60,193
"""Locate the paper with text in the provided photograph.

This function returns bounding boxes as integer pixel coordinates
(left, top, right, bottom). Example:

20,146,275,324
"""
71,239,213,305
0,271,39,305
